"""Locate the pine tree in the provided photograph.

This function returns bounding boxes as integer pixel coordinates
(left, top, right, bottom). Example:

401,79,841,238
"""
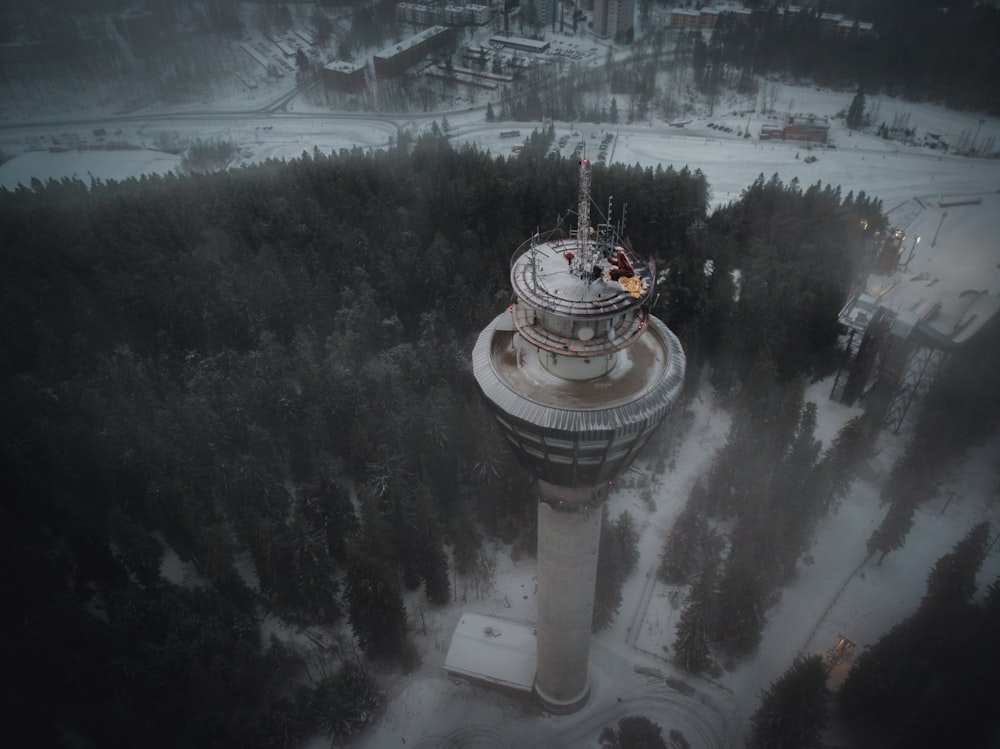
344,549,408,661
593,507,624,632
414,490,451,605
593,509,640,631
485,101,495,122
713,535,768,656
673,563,717,674
866,497,916,564
847,87,866,131
815,413,874,506
305,661,384,744
921,522,990,611
599,715,668,749
840,547,999,745
745,655,829,749
658,485,714,584
770,401,823,580
613,510,640,576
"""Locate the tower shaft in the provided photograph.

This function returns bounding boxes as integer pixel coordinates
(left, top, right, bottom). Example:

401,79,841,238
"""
534,483,604,710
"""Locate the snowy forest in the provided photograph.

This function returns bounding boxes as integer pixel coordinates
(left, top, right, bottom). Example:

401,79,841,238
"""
3,0,1000,745
5,126,997,747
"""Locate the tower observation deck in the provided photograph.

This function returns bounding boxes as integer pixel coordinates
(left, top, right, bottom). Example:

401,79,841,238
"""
472,159,685,712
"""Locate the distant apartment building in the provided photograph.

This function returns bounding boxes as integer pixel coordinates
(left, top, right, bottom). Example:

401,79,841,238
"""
534,0,560,28
397,3,491,27
594,0,634,40
668,8,699,31
373,25,457,77
322,61,367,93
489,34,551,53
670,5,871,35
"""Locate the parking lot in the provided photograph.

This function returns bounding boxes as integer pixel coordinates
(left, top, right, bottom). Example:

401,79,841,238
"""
550,129,616,162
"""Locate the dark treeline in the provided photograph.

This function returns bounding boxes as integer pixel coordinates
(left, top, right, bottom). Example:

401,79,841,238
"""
663,250,1000,673
693,0,1000,114
841,523,1000,747
1,134,881,747
866,318,1000,563
741,523,999,748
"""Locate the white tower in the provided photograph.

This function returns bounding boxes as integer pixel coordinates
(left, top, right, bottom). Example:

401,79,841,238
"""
472,159,685,712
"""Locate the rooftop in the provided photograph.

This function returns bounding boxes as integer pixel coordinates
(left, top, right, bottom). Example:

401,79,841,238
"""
865,193,1000,346
510,237,653,318
443,613,536,692
374,25,449,59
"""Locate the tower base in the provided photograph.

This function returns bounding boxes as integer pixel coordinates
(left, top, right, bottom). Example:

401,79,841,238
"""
535,678,591,715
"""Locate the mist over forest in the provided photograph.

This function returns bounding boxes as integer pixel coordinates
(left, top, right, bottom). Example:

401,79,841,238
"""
3,2,1000,748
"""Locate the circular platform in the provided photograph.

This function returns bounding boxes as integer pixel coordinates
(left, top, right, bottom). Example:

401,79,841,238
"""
471,312,686,488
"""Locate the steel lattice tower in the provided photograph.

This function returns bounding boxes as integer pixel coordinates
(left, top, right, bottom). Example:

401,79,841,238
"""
472,159,685,712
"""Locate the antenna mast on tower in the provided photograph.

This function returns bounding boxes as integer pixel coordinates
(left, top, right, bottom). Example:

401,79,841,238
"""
574,158,596,281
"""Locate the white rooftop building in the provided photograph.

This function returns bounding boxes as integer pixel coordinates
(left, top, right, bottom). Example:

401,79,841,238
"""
833,192,1000,430
443,613,537,691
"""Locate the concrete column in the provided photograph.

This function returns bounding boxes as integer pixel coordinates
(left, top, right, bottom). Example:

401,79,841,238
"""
534,485,603,713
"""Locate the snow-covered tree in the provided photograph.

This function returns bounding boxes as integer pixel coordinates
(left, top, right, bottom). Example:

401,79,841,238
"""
673,563,717,674
745,655,829,749
594,509,640,631
344,549,408,661
600,714,669,749
921,521,990,611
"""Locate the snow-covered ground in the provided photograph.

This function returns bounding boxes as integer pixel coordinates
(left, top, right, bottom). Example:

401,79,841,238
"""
342,373,1000,749
3,79,1000,211
3,70,999,746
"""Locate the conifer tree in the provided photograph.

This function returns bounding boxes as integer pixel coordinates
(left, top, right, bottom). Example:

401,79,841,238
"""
745,655,829,749
815,413,874,506
593,509,640,631
921,521,990,611
599,715,668,749
614,510,640,575
344,549,408,661
673,562,717,674
846,87,866,131
713,533,768,655
840,538,998,745
866,496,916,564
413,487,451,605
658,490,710,584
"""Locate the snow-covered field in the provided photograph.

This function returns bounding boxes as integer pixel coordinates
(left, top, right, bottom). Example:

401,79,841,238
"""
3,71,999,747
3,79,1000,211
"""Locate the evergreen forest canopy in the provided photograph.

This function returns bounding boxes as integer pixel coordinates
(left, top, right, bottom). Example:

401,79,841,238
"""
1,133,885,747
691,0,1000,113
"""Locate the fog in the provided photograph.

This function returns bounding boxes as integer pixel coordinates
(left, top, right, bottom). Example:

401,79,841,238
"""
2,2,998,748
